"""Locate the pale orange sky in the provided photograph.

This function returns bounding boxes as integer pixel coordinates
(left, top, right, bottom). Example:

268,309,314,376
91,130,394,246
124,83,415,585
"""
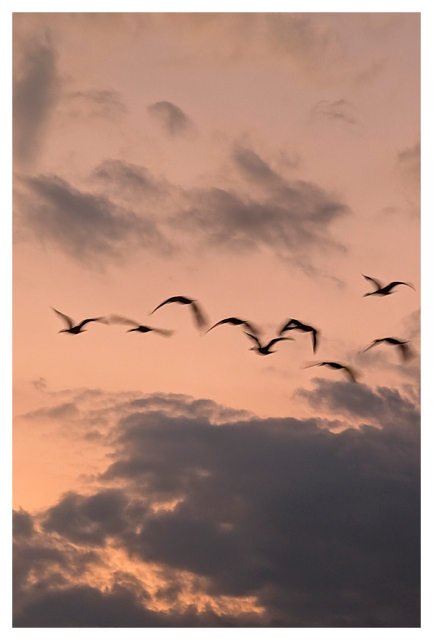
13,12,420,512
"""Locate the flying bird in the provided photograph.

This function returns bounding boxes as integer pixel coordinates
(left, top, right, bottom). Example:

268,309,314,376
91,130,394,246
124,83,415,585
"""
362,275,415,297
363,337,414,362
52,308,107,334
108,315,173,337
243,332,293,355
150,296,208,330
278,319,319,352
205,317,261,336
303,361,358,382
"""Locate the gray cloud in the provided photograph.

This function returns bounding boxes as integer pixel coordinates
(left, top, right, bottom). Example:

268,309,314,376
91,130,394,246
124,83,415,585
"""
13,38,60,166
13,389,419,626
13,509,35,539
174,147,349,271
148,101,194,136
296,378,419,432
311,99,357,125
16,173,171,266
397,142,420,184
65,89,126,120
90,159,164,199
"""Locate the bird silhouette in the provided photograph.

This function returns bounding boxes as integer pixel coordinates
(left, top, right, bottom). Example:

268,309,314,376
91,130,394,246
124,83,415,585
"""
278,319,319,352
205,317,261,336
150,296,208,330
303,361,358,382
362,275,415,297
363,337,414,362
243,332,293,355
108,315,173,337
52,308,107,334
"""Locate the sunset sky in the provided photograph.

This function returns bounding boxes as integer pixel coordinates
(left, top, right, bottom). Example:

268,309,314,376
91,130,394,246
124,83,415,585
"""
12,10,421,628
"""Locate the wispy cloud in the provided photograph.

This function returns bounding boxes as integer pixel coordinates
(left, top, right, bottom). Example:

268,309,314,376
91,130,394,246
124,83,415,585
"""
16,174,172,266
148,101,194,136
13,37,60,166
65,89,127,120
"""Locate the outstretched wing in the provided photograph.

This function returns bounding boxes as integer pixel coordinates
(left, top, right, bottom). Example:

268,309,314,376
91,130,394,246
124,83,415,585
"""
243,332,261,348
301,362,321,369
51,307,74,329
398,342,414,362
363,340,379,353
108,314,139,327
190,301,208,330
342,366,358,383
76,317,106,330
387,281,415,292
278,319,295,335
266,337,292,349
151,328,174,337
362,274,382,290
311,329,319,353
151,296,192,314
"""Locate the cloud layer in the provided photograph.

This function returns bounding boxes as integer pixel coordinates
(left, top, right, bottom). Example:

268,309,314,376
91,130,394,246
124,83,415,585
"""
14,387,420,627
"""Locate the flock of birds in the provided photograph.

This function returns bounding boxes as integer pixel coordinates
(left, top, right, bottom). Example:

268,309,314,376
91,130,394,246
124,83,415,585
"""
52,275,416,384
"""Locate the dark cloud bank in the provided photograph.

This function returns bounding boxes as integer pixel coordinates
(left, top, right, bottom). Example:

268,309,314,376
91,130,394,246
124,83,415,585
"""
14,382,420,627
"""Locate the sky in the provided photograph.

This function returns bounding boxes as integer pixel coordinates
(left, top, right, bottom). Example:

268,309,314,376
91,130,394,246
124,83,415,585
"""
11,9,421,629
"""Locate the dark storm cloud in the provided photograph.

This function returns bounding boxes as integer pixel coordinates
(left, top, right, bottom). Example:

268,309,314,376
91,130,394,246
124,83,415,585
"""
13,583,259,628
13,38,60,165
41,489,141,547
148,101,194,136
296,378,419,431
13,390,419,626
17,174,171,265
13,509,35,539
66,89,126,119
174,147,349,268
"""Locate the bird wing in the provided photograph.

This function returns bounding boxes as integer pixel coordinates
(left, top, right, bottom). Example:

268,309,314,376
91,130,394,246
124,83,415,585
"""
362,274,382,290
301,362,321,369
243,332,261,347
342,366,358,383
206,318,241,333
397,342,413,361
311,329,319,353
108,314,139,327
190,301,208,330
243,321,261,336
76,317,106,330
51,308,74,329
151,297,191,314
150,328,174,337
363,340,379,353
266,337,293,349
387,281,415,292
278,319,295,335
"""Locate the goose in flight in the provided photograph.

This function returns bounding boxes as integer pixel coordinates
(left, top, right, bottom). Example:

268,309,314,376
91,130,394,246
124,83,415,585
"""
108,315,173,337
363,337,414,362
52,308,107,334
205,317,261,336
243,332,293,355
362,275,415,297
150,296,208,330
303,361,358,382
278,319,319,352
